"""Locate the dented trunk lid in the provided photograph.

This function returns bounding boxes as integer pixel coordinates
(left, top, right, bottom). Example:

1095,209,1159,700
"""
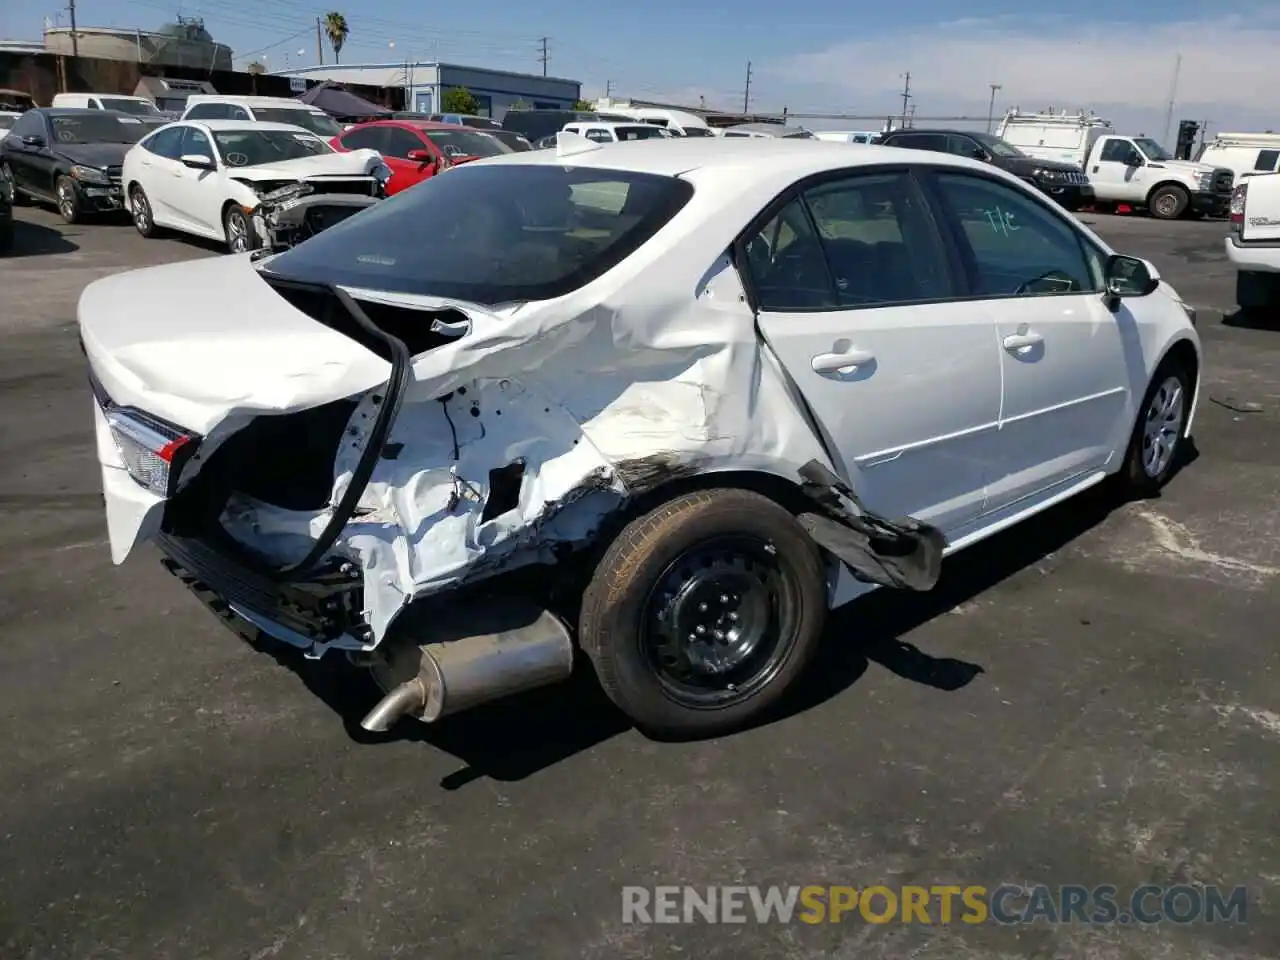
77,255,391,436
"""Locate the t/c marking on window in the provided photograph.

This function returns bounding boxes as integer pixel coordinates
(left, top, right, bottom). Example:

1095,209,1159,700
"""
982,206,1019,236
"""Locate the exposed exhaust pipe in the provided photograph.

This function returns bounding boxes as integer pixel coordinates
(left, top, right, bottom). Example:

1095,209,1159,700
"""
359,599,575,732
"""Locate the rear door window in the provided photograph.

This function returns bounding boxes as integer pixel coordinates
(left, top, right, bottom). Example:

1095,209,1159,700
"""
340,126,389,152
1254,149,1280,172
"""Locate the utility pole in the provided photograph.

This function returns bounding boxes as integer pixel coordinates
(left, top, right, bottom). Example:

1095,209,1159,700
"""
316,17,324,65
743,61,753,114
1162,52,1182,148
986,83,1001,133
605,79,612,98
67,0,78,56
537,37,549,77
899,72,912,128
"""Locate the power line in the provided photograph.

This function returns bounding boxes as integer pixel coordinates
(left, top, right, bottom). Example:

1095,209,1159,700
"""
742,60,752,113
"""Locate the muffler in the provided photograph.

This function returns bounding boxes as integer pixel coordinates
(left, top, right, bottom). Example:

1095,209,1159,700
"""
359,598,575,732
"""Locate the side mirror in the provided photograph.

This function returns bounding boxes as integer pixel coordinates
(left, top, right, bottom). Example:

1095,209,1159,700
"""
180,153,215,170
1104,254,1159,299
406,149,433,166
1127,153,1145,167
972,147,989,161
21,134,45,148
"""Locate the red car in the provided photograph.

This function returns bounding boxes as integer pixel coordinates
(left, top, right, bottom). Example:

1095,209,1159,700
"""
330,119,512,196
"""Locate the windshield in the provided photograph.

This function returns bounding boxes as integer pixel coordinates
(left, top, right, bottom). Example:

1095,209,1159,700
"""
680,126,714,137
615,125,667,141
51,114,150,144
100,97,161,116
1133,137,1173,161
973,133,1026,158
252,107,342,138
213,129,334,167
490,130,531,151
0,116,14,130
423,129,510,158
261,164,694,304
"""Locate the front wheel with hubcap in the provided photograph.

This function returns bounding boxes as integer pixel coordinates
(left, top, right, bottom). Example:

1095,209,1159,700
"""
579,488,827,739
1148,184,1189,220
55,175,81,224
1119,359,1191,496
130,185,158,238
223,205,257,254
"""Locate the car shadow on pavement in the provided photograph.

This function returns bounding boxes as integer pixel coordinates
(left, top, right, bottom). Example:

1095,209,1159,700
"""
7,219,78,257
765,480,1144,726
1222,306,1280,330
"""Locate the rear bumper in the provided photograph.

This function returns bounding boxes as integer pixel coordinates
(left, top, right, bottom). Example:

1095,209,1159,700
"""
1224,234,1280,273
158,532,373,651
1190,191,1230,217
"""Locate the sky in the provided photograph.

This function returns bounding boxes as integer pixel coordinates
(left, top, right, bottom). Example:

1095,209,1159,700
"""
4,0,1279,140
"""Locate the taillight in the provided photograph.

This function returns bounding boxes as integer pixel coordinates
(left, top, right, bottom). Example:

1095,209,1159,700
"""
104,408,198,497
1230,182,1247,224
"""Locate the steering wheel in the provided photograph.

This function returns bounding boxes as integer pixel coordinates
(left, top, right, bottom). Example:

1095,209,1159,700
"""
1014,269,1078,296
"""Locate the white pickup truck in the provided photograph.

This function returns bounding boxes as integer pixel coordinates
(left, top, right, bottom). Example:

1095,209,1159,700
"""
1225,172,1280,310
998,110,1234,219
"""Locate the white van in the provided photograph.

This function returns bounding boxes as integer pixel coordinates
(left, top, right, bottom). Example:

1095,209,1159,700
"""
813,130,881,144
1196,133,1280,186
51,93,164,118
590,99,714,137
180,95,342,138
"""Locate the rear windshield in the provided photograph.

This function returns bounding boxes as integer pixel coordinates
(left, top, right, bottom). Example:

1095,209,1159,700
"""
459,116,502,130
101,97,161,116
261,163,694,304
615,125,666,141
680,126,714,137
422,128,510,158
252,107,342,138
490,130,531,151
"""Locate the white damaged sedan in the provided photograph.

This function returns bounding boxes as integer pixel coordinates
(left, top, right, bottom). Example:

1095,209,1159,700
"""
122,119,391,253
80,134,1202,738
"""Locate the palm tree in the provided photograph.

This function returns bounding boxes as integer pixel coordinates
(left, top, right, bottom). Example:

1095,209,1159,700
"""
323,12,349,64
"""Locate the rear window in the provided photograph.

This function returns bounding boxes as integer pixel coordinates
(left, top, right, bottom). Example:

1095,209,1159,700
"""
251,107,342,138
100,97,161,116
261,164,694,304
615,125,666,141
422,128,510,158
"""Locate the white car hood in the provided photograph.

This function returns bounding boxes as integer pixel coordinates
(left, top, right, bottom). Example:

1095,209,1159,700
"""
228,148,383,182
1161,159,1223,176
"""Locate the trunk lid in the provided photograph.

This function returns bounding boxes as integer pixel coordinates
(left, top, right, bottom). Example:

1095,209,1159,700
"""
78,254,391,436
1241,172,1280,242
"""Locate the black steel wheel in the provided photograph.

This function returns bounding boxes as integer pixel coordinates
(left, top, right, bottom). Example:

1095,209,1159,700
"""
580,488,827,738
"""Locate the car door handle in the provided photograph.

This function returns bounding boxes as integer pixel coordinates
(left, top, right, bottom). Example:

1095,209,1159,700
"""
1003,332,1043,351
811,349,875,374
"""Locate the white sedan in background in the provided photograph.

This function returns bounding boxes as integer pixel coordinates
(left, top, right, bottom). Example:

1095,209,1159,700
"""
122,119,390,253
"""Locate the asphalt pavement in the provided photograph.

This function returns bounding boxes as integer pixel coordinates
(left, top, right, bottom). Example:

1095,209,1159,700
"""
1,205,1278,960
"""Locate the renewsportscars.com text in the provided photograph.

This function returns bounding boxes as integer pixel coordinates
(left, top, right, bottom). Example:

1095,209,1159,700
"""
621,884,1248,925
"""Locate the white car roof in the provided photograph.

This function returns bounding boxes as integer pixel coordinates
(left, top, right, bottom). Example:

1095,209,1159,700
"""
478,136,986,181
185,95,322,110
180,119,330,134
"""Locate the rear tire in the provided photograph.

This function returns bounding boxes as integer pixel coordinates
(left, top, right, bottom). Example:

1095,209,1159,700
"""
1117,357,1192,497
1148,184,1189,220
579,488,827,739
